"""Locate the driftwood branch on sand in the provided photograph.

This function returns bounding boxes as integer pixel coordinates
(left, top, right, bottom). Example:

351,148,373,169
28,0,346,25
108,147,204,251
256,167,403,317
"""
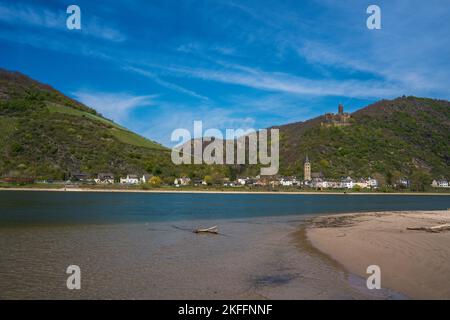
407,224,450,233
194,226,219,234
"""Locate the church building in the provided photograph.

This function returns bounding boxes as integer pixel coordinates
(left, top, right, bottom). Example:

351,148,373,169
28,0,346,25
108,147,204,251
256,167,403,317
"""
304,155,311,181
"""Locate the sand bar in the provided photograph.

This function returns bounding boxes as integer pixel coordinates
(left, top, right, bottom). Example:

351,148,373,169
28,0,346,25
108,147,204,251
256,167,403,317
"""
306,210,450,299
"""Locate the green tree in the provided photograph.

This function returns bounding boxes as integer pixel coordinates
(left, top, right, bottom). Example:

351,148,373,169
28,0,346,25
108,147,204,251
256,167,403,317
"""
386,171,394,186
203,175,213,185
319,159,329,168
390,170,403,188
149,176,162,187
163,176,175,185
227,166,237,181
152,165,162,175
410,170,432,192
145,162,153,173
372,172,386,187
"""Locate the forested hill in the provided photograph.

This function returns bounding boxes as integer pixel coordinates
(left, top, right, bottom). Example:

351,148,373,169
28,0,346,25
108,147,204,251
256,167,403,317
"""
1,69,449,185
0,69,172,180
274,96,450,183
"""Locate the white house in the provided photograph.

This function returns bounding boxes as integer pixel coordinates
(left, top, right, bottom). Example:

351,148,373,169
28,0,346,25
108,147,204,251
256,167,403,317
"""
440,180,449,188
280,177,299,187
174,177,191,186
366,177,378,188
312,179,329,189
237,177,249,185
341,176,355,189
140,174,153,184
280,179,294,187
328,181,341,189
397,178,410,188
120,175,140,184
95,173,115,184
432,180,449,188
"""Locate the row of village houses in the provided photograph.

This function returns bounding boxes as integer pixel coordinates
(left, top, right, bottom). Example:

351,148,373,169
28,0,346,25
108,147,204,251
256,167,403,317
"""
63,173,449,189
236,177,449,189
3,172,448,189
61,173,382,189
31,173,149,185
234,176,380,189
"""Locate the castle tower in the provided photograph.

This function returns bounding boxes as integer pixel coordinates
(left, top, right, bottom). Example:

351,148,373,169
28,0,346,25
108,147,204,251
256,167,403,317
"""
304,155,311,181
338,103,344,115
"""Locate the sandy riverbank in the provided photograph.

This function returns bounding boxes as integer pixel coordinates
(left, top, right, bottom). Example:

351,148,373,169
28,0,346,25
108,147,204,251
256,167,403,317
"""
1,187,449,196
306,210,450,299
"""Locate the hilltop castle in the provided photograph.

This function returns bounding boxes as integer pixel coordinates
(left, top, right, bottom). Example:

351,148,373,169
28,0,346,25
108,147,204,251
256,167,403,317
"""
321,104,352,127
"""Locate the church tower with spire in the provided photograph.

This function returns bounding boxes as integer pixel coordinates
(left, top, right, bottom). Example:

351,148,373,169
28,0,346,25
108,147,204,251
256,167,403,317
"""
304,155,311,181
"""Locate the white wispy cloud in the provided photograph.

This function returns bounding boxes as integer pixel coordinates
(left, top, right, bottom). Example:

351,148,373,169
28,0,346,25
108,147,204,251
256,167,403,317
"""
292,1,450,99
0,2,126,42
227,93,315,119
72,91,157,124
177,42,239,58
2,0,449,148
298,41,379,76
205,0,450,100
153,64,404,99
0,2,62,28
84,16,126,42
123,66,209,101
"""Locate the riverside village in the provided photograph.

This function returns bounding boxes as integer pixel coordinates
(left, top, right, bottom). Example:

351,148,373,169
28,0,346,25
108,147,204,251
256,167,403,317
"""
1,155,448,191
1,105,448,192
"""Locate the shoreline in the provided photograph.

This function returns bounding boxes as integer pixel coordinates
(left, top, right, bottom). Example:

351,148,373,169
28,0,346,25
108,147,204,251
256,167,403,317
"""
305,210,450,299
0,187,449,196
2,204,449,298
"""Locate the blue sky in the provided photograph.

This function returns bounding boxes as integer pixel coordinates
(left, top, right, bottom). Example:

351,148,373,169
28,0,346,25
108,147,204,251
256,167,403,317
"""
1,0,449,146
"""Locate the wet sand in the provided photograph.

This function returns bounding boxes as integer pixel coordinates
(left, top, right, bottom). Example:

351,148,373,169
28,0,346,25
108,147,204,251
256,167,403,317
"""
0,216,400,300
306,210,450,299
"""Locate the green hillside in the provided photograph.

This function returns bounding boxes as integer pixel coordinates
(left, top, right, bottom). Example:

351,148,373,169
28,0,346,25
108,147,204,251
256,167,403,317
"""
0,69,172,180
275,97,450,185
1,69,449,187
